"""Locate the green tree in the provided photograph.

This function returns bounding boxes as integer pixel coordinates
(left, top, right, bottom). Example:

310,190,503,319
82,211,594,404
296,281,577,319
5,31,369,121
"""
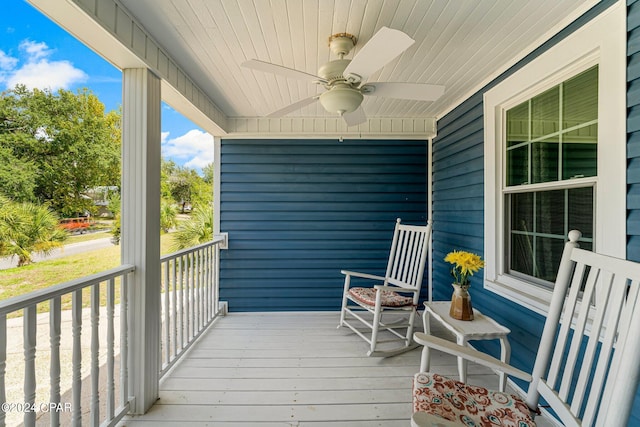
108,193,121,244
162,159,212,213
0,145,37,201
171,205,213,251
160,199,178,233
0,196,67,266
202,162,214,184
0,85,121,216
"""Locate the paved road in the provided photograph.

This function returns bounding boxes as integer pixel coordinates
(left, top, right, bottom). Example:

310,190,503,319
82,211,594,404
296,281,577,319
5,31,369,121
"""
0,234,115,270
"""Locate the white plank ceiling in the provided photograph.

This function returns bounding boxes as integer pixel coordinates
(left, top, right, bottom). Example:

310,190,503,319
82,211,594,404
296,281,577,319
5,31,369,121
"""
32,0,599,136
116,0,595,120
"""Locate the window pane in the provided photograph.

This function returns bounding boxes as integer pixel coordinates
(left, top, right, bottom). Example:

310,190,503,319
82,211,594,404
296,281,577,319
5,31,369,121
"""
563,66,598,129
510,192,534,277
508,186,593,285
511,233,534,277
507,145,528,186
507,101,529,147
531,87,559,139
534,236,565,282
562,124,597,180
568,187,594,239
511,192,533,232
532,138,559,184
536,189,564,236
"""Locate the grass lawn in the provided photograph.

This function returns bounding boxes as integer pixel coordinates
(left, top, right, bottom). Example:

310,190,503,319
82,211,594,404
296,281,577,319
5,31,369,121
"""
0,233,176,316
65,230,112,244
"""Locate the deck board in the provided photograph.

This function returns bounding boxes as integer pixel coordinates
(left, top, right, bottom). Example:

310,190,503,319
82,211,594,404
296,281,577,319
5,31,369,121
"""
122,311,513,426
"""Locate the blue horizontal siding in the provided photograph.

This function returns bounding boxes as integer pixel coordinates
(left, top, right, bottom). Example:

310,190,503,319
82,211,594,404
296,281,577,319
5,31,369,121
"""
432,0,640,423
219,139,428,312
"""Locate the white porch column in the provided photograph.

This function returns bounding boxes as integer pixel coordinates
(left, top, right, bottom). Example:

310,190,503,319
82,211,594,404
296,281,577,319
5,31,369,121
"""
121,68,161,414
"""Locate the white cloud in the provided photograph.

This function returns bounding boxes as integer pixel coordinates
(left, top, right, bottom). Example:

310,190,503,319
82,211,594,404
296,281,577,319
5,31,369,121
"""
1,39,87,90
0,50,17,70
6,59,87,90
162,129,214,172
19,40,50,60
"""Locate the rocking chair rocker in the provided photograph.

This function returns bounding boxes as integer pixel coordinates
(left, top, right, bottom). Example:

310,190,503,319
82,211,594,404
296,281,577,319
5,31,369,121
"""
338,218,432,357
412,230,640,426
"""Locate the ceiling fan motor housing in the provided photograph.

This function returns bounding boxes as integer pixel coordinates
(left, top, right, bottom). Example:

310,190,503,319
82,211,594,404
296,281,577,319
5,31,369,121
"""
318,59,351,82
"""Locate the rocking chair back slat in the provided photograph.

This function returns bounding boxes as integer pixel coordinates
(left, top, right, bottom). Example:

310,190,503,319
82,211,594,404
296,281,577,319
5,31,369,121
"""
578,273,626,424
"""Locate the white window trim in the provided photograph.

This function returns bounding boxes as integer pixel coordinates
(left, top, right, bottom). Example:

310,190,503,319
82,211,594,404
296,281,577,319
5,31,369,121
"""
483,1,626,316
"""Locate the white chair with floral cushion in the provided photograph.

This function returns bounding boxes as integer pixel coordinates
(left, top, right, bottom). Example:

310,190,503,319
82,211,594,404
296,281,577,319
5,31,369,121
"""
338,218,432,357
411,230,640,427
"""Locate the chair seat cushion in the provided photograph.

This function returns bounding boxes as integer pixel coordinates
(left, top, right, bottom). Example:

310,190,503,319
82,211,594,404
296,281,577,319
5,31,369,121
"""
413,373,536,427
348,287,413,307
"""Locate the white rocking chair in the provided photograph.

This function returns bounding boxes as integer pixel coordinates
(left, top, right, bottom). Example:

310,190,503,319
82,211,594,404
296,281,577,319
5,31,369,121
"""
338,218,432,357
412,230,640,427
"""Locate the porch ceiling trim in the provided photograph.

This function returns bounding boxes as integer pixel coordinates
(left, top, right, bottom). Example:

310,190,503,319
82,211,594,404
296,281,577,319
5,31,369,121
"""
224,117,437,140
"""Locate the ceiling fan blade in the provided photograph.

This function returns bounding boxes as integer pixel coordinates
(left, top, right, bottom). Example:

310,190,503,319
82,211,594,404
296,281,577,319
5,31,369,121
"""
364,82,445,101
266,96,319,118
343,27,414,82
343,106,367,127
242,59,324,82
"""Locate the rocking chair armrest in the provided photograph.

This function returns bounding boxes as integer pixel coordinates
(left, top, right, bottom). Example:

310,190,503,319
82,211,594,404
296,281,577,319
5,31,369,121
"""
340,270,386,282
413,332,532,382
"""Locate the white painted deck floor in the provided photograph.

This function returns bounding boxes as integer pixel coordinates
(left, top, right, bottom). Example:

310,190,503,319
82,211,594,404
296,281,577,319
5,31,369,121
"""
121,311,521,426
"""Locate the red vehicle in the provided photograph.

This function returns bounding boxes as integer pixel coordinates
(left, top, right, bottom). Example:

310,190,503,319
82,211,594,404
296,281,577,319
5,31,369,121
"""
59,217,91,233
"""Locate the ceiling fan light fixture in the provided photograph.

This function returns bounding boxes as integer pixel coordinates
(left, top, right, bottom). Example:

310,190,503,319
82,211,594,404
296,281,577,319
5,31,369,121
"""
319,85,363,116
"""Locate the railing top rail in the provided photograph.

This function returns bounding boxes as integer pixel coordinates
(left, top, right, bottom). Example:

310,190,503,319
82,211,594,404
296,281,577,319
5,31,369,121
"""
0,264,135,315
160,236,226,262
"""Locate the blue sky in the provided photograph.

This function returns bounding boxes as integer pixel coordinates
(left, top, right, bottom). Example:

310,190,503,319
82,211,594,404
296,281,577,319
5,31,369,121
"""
1,0,214,173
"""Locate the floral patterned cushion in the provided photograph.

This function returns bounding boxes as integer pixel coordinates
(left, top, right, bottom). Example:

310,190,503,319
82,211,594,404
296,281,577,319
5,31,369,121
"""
348,287,413,307
413,373,536,427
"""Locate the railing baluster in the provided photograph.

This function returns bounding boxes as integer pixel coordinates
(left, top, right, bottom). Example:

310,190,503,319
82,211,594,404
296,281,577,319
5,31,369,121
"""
120,273,129,409
91,283,100,426
179,256,185,350
0,313,6,427
187,253,192,341
72,289,82,426
106,278,115,420
214,244,220,316
194,251,198,336
23,305,36,427
205,245,210,322
50,296,62,426
172,258,178,359
196,249,202,332
164,260,170,366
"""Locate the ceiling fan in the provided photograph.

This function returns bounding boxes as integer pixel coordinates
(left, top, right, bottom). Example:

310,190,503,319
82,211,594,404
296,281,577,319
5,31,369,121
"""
242,27,445,127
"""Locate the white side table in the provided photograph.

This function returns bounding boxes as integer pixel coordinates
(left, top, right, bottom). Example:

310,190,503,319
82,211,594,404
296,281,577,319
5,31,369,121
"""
422,301,511,391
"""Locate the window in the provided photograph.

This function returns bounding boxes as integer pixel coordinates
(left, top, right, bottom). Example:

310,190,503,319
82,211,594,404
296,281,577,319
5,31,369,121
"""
506,67,597,287
483,3,625,314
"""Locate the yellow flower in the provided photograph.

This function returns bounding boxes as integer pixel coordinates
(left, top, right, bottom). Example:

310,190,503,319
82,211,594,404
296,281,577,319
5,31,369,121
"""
445,250,485,285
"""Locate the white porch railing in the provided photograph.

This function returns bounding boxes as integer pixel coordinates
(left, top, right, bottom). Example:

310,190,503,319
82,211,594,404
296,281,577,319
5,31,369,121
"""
0,265,135,427
0,236,226,426
159,236,226,377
